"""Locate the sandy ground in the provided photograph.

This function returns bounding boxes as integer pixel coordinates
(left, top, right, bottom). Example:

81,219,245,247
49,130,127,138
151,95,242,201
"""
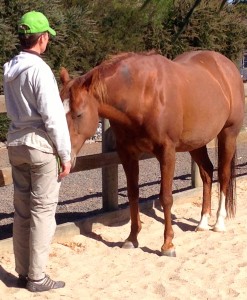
0,177,247,300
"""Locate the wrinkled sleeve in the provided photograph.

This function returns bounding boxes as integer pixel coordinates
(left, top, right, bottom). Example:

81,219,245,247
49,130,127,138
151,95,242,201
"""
33,64,71,163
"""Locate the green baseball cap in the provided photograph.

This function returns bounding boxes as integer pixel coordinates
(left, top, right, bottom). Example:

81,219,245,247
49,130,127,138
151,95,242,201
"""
18,11,56,36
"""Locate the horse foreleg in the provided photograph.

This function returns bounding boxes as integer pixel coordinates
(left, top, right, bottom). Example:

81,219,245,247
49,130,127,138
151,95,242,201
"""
119,152,141,249
214,131,237,232
156,145,176,257
190,147,214,231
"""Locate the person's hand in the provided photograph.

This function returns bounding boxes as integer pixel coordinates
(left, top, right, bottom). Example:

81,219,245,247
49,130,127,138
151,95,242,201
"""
59,161,72,179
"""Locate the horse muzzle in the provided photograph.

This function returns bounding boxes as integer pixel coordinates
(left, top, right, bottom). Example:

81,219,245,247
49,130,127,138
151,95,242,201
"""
71,154,77,169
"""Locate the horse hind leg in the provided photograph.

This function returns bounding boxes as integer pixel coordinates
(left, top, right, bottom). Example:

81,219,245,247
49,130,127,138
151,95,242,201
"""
213,130,237,232
190,146,214,231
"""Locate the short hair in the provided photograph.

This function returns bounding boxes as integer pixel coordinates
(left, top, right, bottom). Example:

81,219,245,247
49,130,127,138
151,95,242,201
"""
18,30,43,49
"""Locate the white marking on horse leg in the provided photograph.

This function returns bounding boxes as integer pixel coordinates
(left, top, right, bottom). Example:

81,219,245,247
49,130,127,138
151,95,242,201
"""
63,98,70,114
213,192,227,232
195,213,211,231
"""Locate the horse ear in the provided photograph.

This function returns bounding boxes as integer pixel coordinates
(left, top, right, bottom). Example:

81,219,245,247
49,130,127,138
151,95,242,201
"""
60,67,70,85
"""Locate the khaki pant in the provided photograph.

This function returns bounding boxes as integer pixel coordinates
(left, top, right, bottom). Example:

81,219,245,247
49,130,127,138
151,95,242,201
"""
8,145,61,280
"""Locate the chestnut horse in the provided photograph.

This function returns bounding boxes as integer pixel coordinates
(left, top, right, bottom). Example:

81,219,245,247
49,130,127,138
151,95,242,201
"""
60,50,244,256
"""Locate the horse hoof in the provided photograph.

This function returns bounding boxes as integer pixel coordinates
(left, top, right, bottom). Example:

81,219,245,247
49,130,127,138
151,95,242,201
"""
212,226,226,232
161,248,176,257
122,240,138,249
195,226,211,232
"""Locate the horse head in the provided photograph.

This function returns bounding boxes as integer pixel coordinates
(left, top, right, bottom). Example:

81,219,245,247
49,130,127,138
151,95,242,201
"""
60,67,100,168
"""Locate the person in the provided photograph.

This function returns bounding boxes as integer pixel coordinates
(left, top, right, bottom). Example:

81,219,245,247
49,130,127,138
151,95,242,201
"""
3,11,71,293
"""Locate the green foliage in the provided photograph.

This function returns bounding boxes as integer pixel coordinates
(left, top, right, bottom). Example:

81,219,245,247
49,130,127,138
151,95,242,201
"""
0,0,246,108
0,113,10,142
92,1,147,56
1,0,246,78
44,4,99,76
0,0,99,85
171,0,246,58
1,0,247,141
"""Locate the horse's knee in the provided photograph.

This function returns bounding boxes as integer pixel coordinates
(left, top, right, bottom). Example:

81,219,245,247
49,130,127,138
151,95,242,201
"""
159,195,173,210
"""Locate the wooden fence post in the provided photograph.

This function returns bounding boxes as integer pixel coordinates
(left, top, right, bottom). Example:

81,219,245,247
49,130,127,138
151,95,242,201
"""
0,95,6,113
191,160,203,188
0,166,12,186
102,119,119,211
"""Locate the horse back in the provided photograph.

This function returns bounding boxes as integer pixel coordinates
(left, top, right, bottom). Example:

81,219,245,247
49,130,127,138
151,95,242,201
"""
175,50,244,129
94,51,244,151
174,50,245,110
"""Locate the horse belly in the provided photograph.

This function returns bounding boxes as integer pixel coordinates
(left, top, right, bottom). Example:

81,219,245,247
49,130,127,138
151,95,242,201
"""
177,116,227,151
177,133,216,152
177,99,229,151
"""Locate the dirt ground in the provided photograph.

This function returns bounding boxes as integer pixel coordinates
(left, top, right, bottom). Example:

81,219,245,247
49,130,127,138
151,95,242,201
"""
0,176,247,299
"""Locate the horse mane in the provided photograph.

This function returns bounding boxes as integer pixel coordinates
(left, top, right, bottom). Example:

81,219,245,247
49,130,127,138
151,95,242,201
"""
102,50,157,67
76,50,158,104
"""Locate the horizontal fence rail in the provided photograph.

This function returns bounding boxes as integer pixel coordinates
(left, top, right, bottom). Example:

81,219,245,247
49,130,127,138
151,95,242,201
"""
72,151,154,172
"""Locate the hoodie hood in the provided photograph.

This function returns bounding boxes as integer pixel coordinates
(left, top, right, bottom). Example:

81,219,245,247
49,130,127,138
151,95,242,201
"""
4,51,42,82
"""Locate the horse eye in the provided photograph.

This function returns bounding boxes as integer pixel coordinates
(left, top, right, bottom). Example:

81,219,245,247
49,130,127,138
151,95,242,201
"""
71,112,82,119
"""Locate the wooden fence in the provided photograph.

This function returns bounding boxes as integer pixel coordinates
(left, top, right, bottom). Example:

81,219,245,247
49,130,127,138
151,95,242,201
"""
0,94,239,211
0,95,6,113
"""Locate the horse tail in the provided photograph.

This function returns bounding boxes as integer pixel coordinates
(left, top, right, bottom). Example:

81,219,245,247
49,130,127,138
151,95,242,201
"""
225,151,237,218
217,135,237,219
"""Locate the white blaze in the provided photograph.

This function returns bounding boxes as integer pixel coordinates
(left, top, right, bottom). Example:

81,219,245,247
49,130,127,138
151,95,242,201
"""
63,98,70,114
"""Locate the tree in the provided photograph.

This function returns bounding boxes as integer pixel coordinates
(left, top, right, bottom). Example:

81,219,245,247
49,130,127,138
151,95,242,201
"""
1,0,247,93
232,0,247,3
142,0,241,40
141,0,247,62
0,0,99,89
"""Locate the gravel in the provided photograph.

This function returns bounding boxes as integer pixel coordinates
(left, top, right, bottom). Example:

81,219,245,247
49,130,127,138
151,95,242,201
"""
1,136,247,240
1,101,247,240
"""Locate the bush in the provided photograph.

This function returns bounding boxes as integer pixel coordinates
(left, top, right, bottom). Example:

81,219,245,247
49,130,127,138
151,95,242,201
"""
0,113,10,142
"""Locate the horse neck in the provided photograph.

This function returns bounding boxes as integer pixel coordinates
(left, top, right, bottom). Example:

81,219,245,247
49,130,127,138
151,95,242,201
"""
98,103,133,128
90,65,135,128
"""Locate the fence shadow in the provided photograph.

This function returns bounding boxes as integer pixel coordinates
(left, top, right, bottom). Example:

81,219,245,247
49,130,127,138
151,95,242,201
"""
1,163,247,240
0,265,19,288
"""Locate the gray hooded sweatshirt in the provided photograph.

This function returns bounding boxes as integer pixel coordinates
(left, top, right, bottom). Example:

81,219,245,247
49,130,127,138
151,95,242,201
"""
3,51,71,163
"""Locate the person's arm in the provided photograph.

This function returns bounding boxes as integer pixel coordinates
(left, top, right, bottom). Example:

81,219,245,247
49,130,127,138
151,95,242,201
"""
33,63,72,175
59,161,71,179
